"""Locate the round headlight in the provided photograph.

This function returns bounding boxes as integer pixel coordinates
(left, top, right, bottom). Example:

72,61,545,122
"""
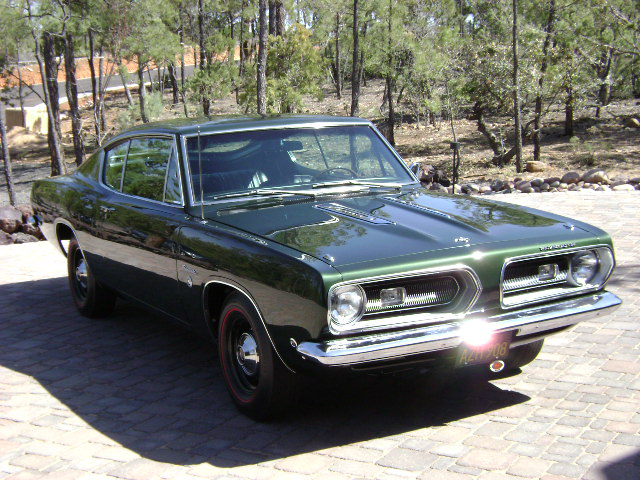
570,251,599,286
330,285,366,326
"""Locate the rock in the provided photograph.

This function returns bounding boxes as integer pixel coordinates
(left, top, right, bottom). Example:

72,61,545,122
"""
515,180,531,192
540,182,550,191
448,185,462,194
0,231,12,245
568,184,581,191
15,205,34,222
612,184,635,191
20,221,44,240
550,187,558,193
526,161,548,173
491,180,505,191
462,183,480,194
582,168,609,184
506,181,515,189
584,182,592,188
624,117,640,129
629,177,640,184
610,180,628,188
0,206,23,234
561,172,581,184
544,177,561,185
420,165,451,187
479,185,493,194
10,232,39,244
430,183,448,193
550,181,561,188
560,182,568,189
577,181,585,187
514,177,523,183
531,178,544,187
533,186,541,192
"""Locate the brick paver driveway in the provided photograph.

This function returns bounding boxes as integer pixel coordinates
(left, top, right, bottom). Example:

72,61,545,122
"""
1,191,638,480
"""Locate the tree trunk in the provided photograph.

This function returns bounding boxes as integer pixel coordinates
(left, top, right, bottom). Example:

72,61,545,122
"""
512,0,523,173
168,63,179,104
16,48,25,127
88,30,101,142
138,61,149,123
335,12,341,99
595,47,613,117
473,103,503,157
533,0,555,162
385,0,395,145
65,33,85,166
565,84,574,136
98,48,106,133
43,31,65,176
269,0,276,36
275,1,285,37
198,0,206,68
257,0,268,115
359,21,368,87
120,63,134,106
350,0,360,116
0,102,16,206
179,6,185,89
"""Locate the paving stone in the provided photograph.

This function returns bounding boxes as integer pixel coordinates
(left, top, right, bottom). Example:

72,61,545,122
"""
457,448,516,470
507,457,552,478
376,448,437,471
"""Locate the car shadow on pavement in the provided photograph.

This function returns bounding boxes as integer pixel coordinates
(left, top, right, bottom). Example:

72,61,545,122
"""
0,276,530,467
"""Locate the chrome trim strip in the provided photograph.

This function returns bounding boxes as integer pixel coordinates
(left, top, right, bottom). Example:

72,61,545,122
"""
500,245,615,309
298,291,622,366
327,264,482,335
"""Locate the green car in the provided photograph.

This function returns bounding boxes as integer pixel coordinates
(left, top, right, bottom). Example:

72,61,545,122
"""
31,115,621,419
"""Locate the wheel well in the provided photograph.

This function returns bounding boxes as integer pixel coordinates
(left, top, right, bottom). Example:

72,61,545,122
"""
204,282,235,336
56,223,75,256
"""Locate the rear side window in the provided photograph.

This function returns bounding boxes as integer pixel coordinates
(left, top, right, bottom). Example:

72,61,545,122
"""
122,138,173,202
104,142,129,190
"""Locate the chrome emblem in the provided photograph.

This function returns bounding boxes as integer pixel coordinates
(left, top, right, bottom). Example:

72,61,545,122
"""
539,242,576,251
538,264,559,281
455,237,470,243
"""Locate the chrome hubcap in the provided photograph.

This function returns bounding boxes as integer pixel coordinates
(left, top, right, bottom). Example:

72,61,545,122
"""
75,257,88,294
235,332,259,376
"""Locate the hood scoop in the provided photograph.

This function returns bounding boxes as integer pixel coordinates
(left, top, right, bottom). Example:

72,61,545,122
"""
382,196,452,219
314,202,395,225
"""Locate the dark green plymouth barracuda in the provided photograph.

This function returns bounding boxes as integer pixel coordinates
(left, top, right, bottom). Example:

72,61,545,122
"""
31,115,622,419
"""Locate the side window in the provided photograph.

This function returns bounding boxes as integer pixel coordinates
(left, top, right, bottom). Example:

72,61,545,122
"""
104,142,129,190
164,148,182,204
122,138,172,202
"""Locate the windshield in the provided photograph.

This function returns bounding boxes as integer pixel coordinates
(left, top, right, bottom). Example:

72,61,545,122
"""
185,125,414,203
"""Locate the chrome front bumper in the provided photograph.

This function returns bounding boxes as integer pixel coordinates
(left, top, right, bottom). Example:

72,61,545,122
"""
296,291,622,366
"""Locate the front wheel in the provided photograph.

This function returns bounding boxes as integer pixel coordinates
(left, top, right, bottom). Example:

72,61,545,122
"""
218,293,297,420
67,238,116,318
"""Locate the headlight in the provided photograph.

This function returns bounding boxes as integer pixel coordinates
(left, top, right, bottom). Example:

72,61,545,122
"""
329,285,366,326
570,251,599,286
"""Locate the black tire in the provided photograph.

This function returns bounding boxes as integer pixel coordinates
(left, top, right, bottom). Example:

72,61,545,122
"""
67,238,116,318
506,339,544,370
218,293,297,420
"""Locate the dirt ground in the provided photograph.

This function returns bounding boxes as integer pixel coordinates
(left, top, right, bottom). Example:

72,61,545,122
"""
2,79,639,206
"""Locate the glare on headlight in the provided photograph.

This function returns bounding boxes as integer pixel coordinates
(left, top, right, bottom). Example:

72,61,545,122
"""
330,285,366,326
570,251,599,286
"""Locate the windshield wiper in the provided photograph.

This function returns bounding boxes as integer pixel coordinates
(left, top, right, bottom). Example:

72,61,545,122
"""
210,188,318,200
311,179,404,191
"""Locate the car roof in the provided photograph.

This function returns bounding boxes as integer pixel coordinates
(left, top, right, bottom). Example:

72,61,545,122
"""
109,115,372,143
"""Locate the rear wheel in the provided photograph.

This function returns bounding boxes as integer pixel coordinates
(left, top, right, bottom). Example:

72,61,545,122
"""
218,293,296,420
67,238,116,318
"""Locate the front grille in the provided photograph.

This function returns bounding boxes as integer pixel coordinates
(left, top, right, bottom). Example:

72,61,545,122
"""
363,276,460,315
503,256,569,292
501,248,615,308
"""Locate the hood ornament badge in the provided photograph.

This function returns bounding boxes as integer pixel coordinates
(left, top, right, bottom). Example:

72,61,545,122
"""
455,236,470,244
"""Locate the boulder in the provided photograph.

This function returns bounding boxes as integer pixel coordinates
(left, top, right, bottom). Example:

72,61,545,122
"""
420,165,451,187
526,161,547,173
610,180,628,188
15,205,34,222
629,177,640,184
515,180,531,192
491,180,505,191
544,177,561,185
540,182,550,192
10,232,39,244
0,206,23,234
561,172,581,184
20,220,44,240
560,183,568,189
448,185,463,194
582,168,609,184
612,184,635,192
624,117,640,129
550,181,561,188
531,178,544,187
462,183,480,194
0,231,12,246
479,185,493,194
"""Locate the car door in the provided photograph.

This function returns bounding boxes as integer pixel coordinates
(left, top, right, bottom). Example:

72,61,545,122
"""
93,135,187,321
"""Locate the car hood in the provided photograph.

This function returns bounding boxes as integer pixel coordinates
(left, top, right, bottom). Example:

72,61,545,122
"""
205,189,599,269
